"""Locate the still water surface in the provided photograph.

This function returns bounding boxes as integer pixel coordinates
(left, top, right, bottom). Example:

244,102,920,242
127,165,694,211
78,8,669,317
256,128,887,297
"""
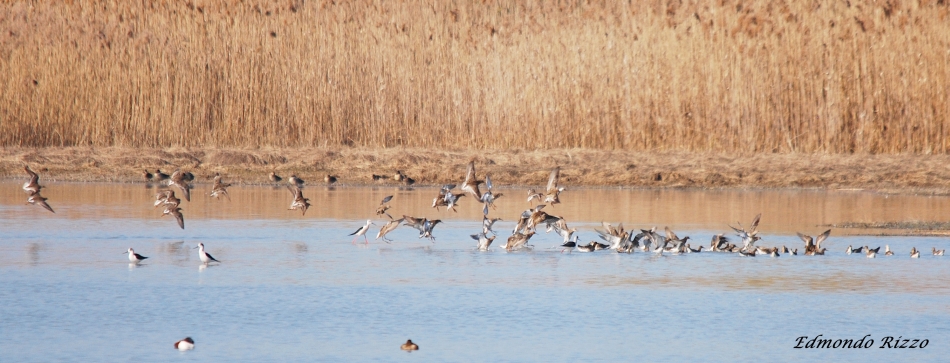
1,182,948,362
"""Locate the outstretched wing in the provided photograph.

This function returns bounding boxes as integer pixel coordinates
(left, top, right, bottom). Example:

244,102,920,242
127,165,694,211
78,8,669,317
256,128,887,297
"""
546,167,560,193
380,195,394,205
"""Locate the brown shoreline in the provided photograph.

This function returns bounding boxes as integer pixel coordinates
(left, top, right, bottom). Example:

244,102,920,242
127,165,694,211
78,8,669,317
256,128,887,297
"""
2,147,950,194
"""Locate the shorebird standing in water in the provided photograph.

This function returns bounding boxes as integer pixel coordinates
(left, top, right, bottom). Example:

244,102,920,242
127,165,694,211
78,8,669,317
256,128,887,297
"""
289,174,305,188
910,247,920,258
349,219,374,244
23,165,42,194
175,337,195,351
153,169,170,182
287,185,310,215
269,171,283,185
194,243,220,264
933,247,945,256
126,248,148,263
168,170,193,202
209,174,231,201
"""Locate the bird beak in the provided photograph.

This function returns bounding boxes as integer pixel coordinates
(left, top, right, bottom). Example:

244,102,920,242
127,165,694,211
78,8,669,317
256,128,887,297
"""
192,246,199,249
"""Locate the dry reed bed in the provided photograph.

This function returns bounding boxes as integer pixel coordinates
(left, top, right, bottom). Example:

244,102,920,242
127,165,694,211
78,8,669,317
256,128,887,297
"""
2,147,950,194
1,1,948,153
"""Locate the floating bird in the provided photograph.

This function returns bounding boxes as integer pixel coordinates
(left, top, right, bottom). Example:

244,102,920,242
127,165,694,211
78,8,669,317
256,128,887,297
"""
269,171,283,184
209,174,231,201
376,217,403,243
175,337,195,351
866,248,877,258
933,247,945,256
168,170,192,202
797,229,830,255
471,232,496,251
376,195,394,216
287,185,311,215
27,190,55,213
911,247,920,258
324,175,338,185
884,245,894,256
126,248,148,263
664,226,690,253
687,244,704,253
142,169,153,181
738,249,757,257
504,231,535,251
401,339,419,351
846,245,864,255
575,241,596,252
349,219,375,244
865,246,881,254
289,174,305,188
419,219,442,242
194,243,219,264
153,169,170,182
710,234,730,252
23,165,42,194
162,205,185,229
461,161,484,200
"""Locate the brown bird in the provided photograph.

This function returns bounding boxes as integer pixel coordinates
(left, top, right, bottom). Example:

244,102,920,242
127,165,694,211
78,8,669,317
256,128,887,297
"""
797,229,831,255
142,169,153,181
401,339,419,351
27,190,55,213
168,170,192,202
543,166,564,204
153,169,170,182
23,165,42,194
289,174,305,188
376,195,394,216
376,216,404,243
324,174,338,185
154,190,180,209
269,171,283,184
210,174,231,201
162,205,185,229
287,185,310,215
461,161,484,200
504,231,536,251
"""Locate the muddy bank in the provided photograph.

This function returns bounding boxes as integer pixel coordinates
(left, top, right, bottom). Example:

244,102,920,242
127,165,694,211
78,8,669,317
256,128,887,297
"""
1,147,950,193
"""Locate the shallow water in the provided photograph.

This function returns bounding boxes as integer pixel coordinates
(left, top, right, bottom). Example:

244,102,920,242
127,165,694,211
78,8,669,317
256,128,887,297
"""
1,182,949,362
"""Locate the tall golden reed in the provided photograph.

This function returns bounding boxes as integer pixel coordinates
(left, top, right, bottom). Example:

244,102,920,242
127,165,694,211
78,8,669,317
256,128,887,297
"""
1,0,948,153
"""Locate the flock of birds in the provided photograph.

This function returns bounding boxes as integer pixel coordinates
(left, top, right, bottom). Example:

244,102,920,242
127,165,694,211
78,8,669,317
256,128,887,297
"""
13,161,948,352
20,163,950,261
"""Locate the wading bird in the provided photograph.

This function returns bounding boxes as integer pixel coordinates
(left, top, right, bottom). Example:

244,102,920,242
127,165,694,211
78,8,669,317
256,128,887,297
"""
349,219,374,244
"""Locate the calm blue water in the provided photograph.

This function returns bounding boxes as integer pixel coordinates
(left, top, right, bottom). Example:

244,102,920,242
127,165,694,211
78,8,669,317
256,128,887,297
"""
1,184,949,362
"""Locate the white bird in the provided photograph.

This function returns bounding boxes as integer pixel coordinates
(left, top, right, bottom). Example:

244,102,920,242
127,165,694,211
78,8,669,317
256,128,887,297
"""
175,337,195,351
126,248,148,263
349,219,375,244
194,243,220,264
